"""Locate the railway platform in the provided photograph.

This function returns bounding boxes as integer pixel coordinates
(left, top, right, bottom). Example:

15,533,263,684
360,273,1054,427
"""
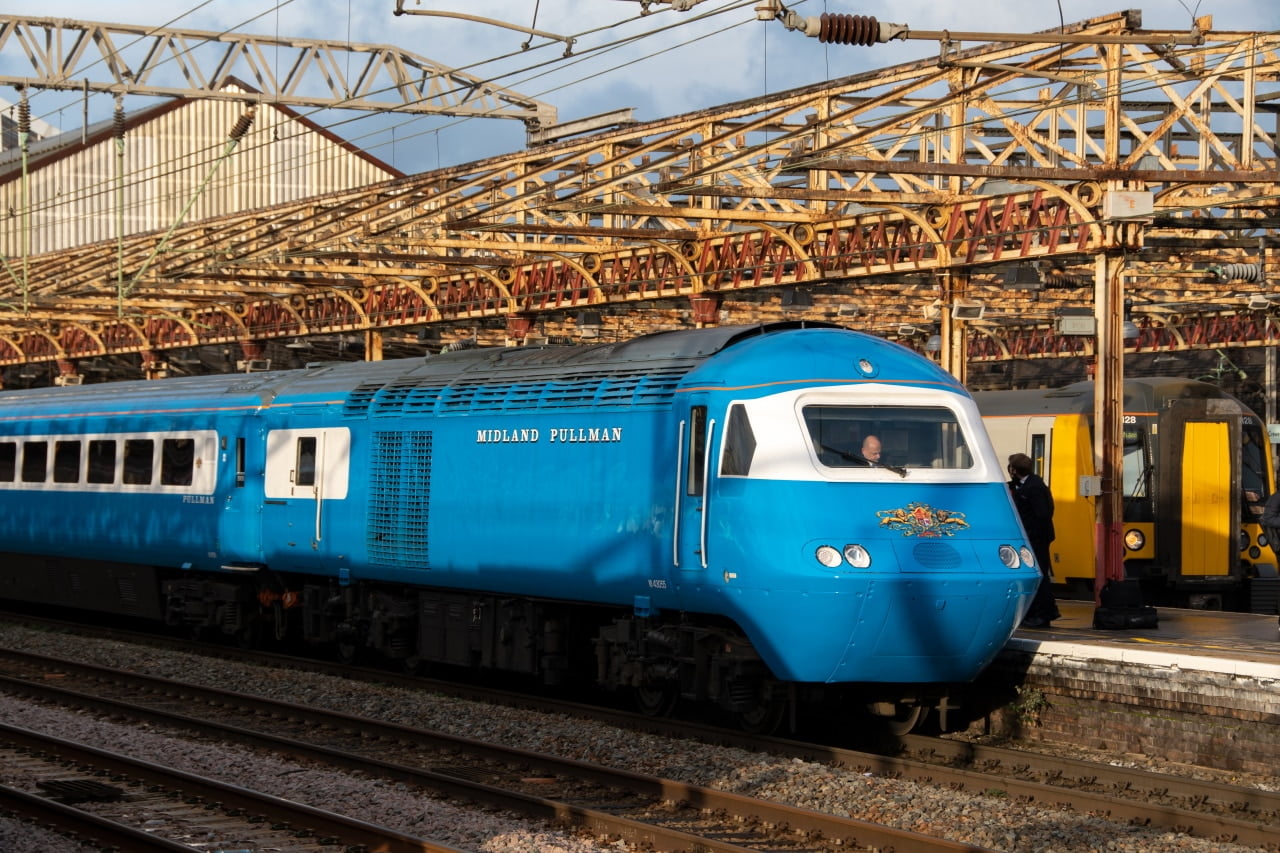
971,601,1280,776
1013,599,1280,667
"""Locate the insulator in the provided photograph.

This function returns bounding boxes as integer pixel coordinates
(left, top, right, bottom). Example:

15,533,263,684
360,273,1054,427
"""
113,102,126,139
17,97,30,134
1042,272,1090,289
228,106,257,141
1211,263,1264,283
816,13,880,46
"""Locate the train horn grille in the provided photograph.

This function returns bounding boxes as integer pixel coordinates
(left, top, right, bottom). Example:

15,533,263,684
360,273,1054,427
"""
911,541,963,569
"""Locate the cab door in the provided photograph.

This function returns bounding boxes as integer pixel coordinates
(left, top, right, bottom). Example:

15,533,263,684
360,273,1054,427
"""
217,431,266,568
1177,419,1233,580
263,427,350,562
674,403,714,573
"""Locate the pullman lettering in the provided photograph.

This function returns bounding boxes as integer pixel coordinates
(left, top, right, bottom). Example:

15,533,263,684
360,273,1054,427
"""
474,426,624,444
550,427,623,443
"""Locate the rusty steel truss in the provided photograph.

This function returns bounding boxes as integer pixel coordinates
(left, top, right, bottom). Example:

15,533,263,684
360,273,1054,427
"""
0,9,1277,372
0,14,555,126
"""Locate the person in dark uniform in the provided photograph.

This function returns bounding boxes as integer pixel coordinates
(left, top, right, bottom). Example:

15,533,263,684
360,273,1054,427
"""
1261,491,1280,633
1261,490,1280,546
1008,453,1061,628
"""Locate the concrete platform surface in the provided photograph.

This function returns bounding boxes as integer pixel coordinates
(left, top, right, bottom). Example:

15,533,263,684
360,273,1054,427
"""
1010,599,1280,678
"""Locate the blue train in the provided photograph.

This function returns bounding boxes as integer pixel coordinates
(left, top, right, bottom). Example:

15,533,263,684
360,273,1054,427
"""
0,322,1040,731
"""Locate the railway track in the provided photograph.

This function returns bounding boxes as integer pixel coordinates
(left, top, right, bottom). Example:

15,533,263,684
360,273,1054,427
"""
0,647,987,852
3,613,1278,851
0,723,453,852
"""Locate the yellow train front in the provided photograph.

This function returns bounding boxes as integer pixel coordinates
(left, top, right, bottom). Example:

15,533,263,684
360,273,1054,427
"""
975,378,1279,613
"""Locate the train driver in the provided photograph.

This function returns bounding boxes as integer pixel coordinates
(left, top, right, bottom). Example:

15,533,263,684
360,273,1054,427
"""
860,435,882,466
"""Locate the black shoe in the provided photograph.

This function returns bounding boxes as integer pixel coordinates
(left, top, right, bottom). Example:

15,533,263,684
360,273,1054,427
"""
1020,617,1048,629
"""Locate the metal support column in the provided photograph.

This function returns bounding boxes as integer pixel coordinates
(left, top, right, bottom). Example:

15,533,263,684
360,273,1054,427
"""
365,329,384,361
1093,252,1126,602
1092,251,1158,627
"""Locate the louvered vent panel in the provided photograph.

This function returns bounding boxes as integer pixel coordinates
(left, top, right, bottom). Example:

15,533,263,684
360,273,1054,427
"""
370,381,419,417
349,365,691,417
367,431,431,567
343,383,383,418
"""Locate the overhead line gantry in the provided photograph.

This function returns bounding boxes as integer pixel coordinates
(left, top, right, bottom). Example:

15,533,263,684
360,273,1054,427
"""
0,9,1274,372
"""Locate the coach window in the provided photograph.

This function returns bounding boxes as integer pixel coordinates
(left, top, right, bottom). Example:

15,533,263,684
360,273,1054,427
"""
21,441,48,482
0,442,15,481
161,438,195,486
295,436,317,487
720,404,756,476
236,437,246,487
123,439,154,485
87,440,116,484
54,440,81,483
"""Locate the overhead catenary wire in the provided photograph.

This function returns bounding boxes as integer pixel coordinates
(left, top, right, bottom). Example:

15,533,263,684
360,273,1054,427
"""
7,12,1246,237
2,2,1269,298
0,0,1241,192
4,0,766,237
12,38,1280,256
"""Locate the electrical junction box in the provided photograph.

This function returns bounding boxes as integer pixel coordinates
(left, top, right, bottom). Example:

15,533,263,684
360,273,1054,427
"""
1057,315,1097,335
1079,475,1103,497
1103,190,1154,219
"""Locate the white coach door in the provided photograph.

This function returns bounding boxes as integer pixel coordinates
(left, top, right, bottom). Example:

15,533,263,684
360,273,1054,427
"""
264,427,351,548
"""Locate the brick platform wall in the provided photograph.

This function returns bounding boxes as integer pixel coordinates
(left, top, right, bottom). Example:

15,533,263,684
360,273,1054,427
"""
966,646,1280,776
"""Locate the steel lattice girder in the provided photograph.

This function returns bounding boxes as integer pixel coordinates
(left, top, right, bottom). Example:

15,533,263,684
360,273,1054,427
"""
1,10,1277,366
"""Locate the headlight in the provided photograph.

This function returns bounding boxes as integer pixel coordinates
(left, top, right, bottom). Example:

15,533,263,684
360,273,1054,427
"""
815,545,843,568
1124,529,1145,551
843,544,871,568
1239,530,1249,551
999,544,1021,568
1019,546,1035,567
1260,531,1270,548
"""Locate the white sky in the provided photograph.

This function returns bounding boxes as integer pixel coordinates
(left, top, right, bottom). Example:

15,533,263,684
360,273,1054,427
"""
2,1,1277,174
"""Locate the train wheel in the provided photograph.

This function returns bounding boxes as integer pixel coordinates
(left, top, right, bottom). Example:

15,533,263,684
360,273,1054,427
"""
403,657,431,676
733,698,786,734
234,620,260,650
634,683,678,717
872,701,927,736
336,639,360,665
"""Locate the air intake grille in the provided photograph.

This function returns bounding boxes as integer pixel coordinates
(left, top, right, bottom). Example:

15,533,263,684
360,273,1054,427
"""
911,540,963,569
345,367,688,418
367,430,431,567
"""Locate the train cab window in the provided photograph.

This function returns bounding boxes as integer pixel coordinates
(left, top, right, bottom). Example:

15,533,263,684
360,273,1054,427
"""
1121,427,1154,523
21,441,48,483
720,404,756,476
161,438,195,486
803,405,972,469
54,440,81,483
87,440,116,484
687,406,707,497
1121,431,1148,498
1242,423,1268,522
0,442,15,481
295,436,317,487
123,439,154,485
